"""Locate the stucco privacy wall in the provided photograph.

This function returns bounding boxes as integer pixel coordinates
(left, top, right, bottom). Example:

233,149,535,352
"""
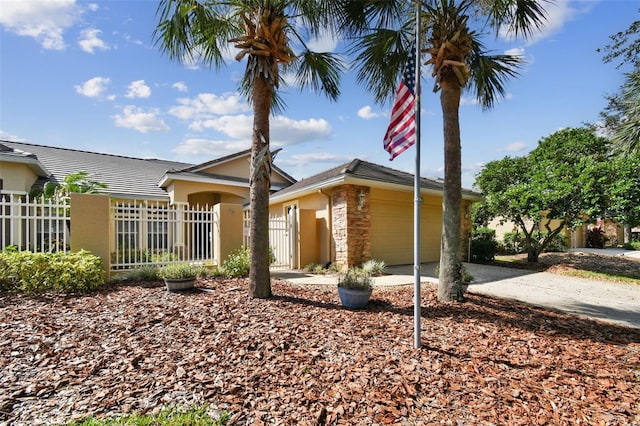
70,193,243,280
70,193,111,279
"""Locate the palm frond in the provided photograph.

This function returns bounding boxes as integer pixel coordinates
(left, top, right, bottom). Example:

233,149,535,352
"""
153,0,238,68
349,27,415,105
290,51,345,101
481,0,550,39
467,39,523,109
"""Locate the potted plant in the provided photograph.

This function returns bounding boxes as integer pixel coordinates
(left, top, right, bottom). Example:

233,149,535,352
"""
159,262,199,292
337,267,373,309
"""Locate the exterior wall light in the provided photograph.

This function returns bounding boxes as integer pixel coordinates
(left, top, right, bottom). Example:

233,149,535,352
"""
358,190,366,211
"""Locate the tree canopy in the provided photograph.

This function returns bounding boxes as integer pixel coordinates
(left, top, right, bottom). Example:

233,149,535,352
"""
599,13,640,154
475,127,611,261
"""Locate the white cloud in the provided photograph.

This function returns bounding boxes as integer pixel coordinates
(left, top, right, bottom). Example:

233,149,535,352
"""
172,81,188,92
78,28,109,54
0,0,82,50
279,152,351,167
505,47,525,57
113,106,169,133
192,114,332,147
169,93,250,120
75,76,111,98
357,106,382,120
125,80,151,99
305,30,339,52
172,138,249,157
0,130,26,141
498,141,528,152
499,0,591,45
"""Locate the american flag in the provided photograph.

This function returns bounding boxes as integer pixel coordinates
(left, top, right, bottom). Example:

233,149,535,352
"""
383,43,417,160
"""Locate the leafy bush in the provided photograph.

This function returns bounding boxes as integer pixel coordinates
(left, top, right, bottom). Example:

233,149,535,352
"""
544,232,569,252
500,230,567,254
221,247,277,278
501,232,525,254
223,247,251,278
0,250,104,294
471,227,498,261
624,241,640,250
337,267,373,290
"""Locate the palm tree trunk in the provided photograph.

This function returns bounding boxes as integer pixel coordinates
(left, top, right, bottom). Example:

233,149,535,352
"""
438,77,463,302
248,73,273,299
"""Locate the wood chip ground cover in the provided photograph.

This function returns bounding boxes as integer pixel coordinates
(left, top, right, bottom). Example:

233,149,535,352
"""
1,279,638,425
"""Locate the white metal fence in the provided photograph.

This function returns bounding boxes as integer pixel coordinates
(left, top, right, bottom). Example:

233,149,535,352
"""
111,201,216,270
243,212,292,269
0,194,70,252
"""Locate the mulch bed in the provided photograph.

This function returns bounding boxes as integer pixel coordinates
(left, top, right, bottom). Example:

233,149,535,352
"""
1,278,639,425
491,252,640,283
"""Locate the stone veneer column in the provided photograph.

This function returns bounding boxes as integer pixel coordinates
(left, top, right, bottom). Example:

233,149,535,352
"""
331,185,371,269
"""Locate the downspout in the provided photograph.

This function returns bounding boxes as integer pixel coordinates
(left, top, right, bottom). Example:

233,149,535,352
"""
319,189,333,265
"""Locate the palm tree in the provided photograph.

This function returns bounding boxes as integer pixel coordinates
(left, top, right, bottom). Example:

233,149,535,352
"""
154,0,344,298
342,0,550,302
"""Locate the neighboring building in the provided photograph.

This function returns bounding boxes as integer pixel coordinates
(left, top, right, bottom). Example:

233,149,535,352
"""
488,216,625,249
1,140,481,269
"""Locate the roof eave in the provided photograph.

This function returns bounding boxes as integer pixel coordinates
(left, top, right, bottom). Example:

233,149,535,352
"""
1,155,50,177
270,176,482,203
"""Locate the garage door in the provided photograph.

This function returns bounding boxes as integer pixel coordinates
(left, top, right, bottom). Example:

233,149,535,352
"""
369,190,441,265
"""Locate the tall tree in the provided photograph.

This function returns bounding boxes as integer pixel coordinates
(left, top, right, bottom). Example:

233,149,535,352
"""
476,127,611,261
606,154,640,244
154,0,344,298
599,14,639,154
341,0,550,301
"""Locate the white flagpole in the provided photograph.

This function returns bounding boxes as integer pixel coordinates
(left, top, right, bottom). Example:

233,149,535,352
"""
413,1,422,349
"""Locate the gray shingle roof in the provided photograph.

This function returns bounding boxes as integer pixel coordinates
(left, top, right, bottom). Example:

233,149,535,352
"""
1,141,190,199
272,158,481,200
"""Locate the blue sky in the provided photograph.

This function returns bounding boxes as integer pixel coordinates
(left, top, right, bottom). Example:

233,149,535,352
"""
0,1,637,189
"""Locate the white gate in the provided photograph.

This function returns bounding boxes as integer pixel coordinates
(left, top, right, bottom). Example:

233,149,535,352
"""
243,210,296,269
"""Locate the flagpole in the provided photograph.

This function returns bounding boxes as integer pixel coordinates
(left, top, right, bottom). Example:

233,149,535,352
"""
413,1,422,349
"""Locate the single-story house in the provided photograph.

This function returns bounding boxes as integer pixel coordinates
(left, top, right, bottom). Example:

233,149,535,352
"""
1,140,481,270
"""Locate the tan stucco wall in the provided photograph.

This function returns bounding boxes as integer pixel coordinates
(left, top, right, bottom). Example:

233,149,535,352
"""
0,162,39,193
199,155,291,187
168,180,248,204
213,203,244,266
369,188,442,265
70,193,111,280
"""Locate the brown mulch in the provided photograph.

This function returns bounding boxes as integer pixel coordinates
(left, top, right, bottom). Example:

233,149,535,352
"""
490,252,640,283
1,279,639,425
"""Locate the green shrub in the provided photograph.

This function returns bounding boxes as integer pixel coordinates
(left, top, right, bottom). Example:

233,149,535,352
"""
223,247,251,278
0,250,104,294
501,231,525,254
624,241,640,250
544,232,568,252
471,227,498,261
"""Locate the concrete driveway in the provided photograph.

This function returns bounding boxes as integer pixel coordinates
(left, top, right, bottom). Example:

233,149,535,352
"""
382,260,640,329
